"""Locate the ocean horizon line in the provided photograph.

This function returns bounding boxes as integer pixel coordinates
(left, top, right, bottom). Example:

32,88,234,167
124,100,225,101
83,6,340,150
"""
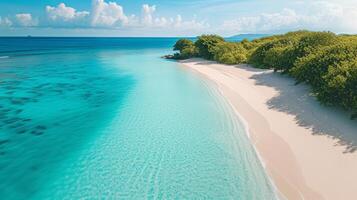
0,34,270,39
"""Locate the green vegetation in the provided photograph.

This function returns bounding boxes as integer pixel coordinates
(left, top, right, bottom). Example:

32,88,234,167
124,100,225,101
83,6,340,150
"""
194,35,225,60
168,31,357,118
167,38,198,59
211,42,247,64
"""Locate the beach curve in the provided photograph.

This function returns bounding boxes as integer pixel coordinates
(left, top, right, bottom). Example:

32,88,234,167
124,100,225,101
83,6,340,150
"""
180,58,357,200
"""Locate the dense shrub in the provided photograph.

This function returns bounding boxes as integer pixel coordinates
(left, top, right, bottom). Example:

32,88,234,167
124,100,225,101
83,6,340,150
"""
249,31,357,117
292,31,336,59
250,39,298,70
169,31,357,117
194,35,225,60
171,38,197,59
320,59,357,117
247,32,334,68
180,45,198,59
211,42,247,64
173,39,194,52
291,41,357,88
290,40,357,117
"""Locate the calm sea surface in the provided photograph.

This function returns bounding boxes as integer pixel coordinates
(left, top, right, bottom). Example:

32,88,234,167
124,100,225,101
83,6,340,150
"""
0,37,277,199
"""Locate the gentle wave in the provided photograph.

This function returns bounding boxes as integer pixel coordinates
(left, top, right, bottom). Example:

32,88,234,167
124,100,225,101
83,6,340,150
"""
0,56,9,59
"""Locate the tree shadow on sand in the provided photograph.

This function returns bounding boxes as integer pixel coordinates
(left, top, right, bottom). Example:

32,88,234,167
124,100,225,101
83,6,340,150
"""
248,69,357,153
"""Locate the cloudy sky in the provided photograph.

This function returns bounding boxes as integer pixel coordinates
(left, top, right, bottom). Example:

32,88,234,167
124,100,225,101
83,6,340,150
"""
0,0,356,36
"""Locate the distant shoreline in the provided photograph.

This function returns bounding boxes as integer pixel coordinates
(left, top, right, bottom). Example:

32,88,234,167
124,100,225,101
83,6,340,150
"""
180,58,357,200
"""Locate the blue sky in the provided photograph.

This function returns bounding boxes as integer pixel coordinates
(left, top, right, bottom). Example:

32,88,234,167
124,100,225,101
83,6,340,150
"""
0,0,356,36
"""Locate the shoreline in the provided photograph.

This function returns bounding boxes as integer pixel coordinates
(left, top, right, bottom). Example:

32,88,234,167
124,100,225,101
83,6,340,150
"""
179,58,357,200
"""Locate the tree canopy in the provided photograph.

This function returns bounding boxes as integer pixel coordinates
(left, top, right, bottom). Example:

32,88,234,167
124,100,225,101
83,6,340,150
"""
194,35,225,60
173,39,194,52
169,31,357,118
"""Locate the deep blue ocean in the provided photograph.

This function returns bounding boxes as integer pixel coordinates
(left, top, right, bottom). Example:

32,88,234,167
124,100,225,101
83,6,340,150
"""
0,37,277,199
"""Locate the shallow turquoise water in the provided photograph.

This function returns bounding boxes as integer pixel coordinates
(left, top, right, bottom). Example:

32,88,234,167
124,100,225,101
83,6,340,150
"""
0,38,277,199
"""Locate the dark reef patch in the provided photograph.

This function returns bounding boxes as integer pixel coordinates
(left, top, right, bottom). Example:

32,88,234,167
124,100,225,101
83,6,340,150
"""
16,129,27,134
0,139,10,145
30,130,44,136
35,125,47,130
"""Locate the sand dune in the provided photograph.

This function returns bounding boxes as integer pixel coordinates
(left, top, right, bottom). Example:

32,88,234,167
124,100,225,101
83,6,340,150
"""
180,58,357,200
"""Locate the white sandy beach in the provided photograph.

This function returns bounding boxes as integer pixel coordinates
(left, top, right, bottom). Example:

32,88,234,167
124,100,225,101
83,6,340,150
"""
180,58,357,200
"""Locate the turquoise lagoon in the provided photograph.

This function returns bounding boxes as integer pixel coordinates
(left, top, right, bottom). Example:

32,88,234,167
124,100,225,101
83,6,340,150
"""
0,38,277,199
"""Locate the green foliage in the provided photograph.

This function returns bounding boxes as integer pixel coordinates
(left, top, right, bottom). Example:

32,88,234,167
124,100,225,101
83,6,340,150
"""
290,39,357,116
173,39,194,52
248,31,324,71
169,31,357,117
248,31,357,116
240,38,255,50
320,59,357,116
172,38,197,59
180,45,198,59
194,35,225,60
291,41,357,88
292,31,336,59
211,42,247,64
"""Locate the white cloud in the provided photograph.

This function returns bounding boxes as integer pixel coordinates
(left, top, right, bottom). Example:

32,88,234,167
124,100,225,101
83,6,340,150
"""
222,9,300,33
1,1,209,35
173,15,209,30
0,16,12,27
142,4,156,26
88,3,209,31
91,0,128,27
305,1,357,32
46,3,89,22
15,13,38,27
222,1,357,34
139,4,209,30
154,17,170,27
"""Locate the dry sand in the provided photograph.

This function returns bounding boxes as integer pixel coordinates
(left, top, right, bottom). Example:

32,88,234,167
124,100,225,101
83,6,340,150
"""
180,58,357,200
